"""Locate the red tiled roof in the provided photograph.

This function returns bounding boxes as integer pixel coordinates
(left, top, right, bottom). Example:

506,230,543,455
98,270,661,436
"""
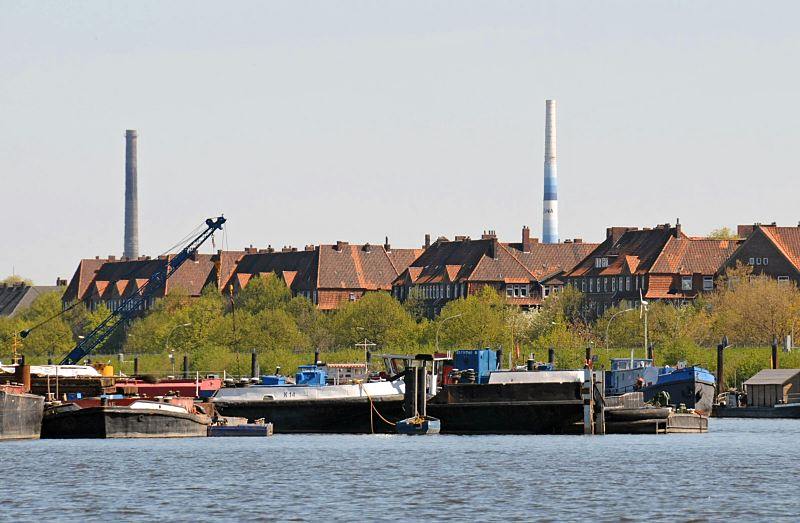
760,226,800,272
63,258,107,303
507,242,598,280
650,237,742,275
567,225,682,278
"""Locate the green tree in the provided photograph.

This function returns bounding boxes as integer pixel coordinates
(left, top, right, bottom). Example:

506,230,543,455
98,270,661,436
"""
1,275,33,285
236,274,292,314
708,227,737,240
15,291,73,358
435,286,512,351
331,292,419,351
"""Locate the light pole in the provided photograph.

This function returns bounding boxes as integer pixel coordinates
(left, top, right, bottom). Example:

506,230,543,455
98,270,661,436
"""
605,308,635,353
436,313,464,353
165,323,191,376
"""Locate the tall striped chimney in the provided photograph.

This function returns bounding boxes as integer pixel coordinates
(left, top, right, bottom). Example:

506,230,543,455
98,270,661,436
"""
542,100,559,244
124,130,139,259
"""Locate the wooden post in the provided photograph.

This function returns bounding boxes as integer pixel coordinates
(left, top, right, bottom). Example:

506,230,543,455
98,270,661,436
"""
582,368,594,435
772,336,779,370
251,349,259,378
182,355,189,379
593,370,605,435
717,336,727,393
647,343,654,361
133,357,139,376
548,347,555,367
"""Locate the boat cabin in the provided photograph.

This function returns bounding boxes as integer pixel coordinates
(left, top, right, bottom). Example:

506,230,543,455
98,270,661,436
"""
744,369,800,407
607,358,663,394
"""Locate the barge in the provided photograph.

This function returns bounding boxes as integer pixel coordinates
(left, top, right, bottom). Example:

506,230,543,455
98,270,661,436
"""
713,368,800,418
606,358,715,415
42,397,211,438
211,364,405,434
0,384,44,441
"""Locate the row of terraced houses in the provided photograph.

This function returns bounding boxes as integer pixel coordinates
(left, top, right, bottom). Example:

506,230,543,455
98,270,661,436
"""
59,221,800,319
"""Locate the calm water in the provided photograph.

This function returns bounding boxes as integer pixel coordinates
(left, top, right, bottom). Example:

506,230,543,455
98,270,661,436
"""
2,419,797,522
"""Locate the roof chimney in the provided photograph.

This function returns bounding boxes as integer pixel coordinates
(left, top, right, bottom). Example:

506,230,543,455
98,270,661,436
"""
522,226,531,253
424,234,431,249
384,236,391,252
674,218,682,238
335,241,348,252
124,130,139,259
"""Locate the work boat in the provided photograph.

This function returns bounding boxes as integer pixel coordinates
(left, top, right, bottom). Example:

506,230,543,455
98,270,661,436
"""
605,358,715,415
42,396,211,438
211,362,405,434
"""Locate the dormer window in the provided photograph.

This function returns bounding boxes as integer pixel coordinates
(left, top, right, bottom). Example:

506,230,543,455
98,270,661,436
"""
595,257,609,268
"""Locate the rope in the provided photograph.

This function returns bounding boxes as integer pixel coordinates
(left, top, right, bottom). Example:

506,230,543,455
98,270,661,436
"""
359,382,397,428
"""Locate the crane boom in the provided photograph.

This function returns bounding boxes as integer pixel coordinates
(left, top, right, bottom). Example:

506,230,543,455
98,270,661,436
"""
59,216,226,365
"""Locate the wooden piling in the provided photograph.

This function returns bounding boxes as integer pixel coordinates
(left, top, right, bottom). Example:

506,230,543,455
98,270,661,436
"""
772,337,779,370
133,357,139,376
182,355,189,379
582,369,594,435
717,340,726,393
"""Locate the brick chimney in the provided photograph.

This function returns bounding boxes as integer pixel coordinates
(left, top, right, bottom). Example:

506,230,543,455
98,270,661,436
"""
522,226,531,253
335,241,349,252
737,225,755,238
384,236,391,252
424,234,430,249
674,218,682,238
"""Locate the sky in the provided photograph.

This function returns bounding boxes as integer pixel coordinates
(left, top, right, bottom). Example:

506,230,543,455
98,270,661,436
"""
2,1,800,284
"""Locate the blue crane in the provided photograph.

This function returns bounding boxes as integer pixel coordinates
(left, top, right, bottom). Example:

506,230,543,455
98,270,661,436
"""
31,216,226,365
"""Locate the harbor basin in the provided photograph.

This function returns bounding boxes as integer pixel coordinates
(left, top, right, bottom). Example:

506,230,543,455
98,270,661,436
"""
1,419,796,521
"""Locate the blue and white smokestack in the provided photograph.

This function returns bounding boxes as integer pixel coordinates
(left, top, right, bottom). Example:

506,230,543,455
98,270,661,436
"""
542,99,559,244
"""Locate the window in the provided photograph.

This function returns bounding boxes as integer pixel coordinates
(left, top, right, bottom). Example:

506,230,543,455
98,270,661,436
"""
625,277,631,291
589,279,594,293
595,257,609,268
764,258,769,265
611,278,616,292
618,277,623,290
756,258,762,265
749,257,755,265
604,278,608,292
520,286,528,297
581,280,586,292
681,276,692,291
703,276,714,291
778,276,790,283
349,292,356,301
506,287,514,297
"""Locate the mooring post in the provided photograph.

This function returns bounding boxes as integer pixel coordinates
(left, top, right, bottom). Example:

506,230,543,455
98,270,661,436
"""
772,336,779,370
647,343,654,361
251,349,259,378
582,368,594,435
548,347,555,367
404,362,418,418
182,355,189,379
417,362,427,418
133,357,139,376
585,345,593,369
593,370,606,435
717,336,728,394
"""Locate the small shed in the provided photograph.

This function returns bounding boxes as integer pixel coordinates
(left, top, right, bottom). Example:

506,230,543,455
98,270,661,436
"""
744,369,800,407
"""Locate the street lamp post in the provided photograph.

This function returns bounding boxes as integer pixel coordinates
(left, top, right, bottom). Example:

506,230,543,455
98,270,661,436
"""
436,313,464,353
605,308,635,353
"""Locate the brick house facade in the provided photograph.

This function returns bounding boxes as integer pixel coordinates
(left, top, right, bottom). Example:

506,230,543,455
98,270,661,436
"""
723,223,800,285
392,228,597,316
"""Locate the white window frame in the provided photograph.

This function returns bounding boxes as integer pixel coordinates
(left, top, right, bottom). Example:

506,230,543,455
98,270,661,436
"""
681,276,692,291
703,276,714,291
